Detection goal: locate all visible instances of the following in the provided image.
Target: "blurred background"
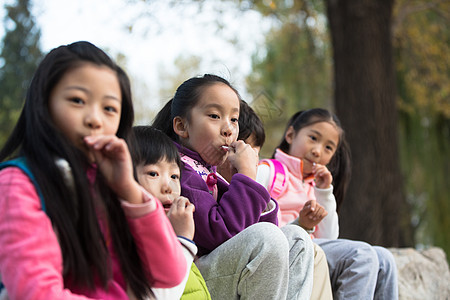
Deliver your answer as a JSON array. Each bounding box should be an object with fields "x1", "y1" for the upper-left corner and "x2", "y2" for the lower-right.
[{"x1": 1, "y1": 0, "x2": 449, "y2": 262}]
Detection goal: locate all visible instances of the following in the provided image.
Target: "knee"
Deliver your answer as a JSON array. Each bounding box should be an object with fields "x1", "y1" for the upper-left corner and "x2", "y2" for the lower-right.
[
  {"x1": 246, "y1": 222, "x2": 289, "y2": 255},
  {"x1": 282, "y1": 224, "x2": 313, "y2": 244},
  {"x1": 374, "y1": 246, "x2": 397, "y2": 275},
  {"x1": 346, "y1": 241, "x2": 379, "y2": 268},
  {"x1": 281, "y1": 225, "x2": 315, "y2": 262}
]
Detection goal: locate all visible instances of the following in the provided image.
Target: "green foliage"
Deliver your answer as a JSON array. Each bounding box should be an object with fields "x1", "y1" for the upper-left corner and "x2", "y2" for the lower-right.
[
  {"x1": 394, "y1": 0, "x2": 450, "y2": 258},
  {"x1": 245, "y1": 0, "x2": 332, "y2": 158},
  {"x1": 246, "y1": 0, "x2": 449, "y2": 260},
  {"x1": 158, "y1": 54, "x2": 202, "y2": 101},
  {"x1": 0, "y1": 0, "x2": 43, "y2": 146}
]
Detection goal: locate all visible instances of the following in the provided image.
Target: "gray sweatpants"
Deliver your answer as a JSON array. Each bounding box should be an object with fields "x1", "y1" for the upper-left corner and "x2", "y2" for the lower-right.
[
  {"x1": 315, "y1": 238, "x2": 398, "y2": 300},
  {"x1": 195, "y1": 222, "x2": 314, "y2": 300}
]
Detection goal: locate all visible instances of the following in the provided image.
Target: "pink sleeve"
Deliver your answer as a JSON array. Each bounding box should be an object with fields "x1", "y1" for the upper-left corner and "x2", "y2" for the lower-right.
[
  {"x1": 0, "y1": 168, "x2": 92, "y2": 299},
  {"x1": 123, "y1": 189, "x2": 187, "y2": 288}
]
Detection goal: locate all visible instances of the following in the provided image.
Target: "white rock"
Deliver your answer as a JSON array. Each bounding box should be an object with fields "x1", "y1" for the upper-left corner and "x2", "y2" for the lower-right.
[{"x1": 389, "y1": 247, "x2": 450, "y2": 300}]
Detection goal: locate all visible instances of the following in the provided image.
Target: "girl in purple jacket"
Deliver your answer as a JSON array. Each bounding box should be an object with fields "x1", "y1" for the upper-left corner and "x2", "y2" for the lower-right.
[{"x1": 153, "y1": 74, "x2": 315, "y2": 300}]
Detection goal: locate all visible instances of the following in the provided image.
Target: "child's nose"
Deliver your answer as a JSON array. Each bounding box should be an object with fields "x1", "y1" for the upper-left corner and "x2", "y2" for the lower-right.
[
  {"x1": 311, "y1": 146, "x2": 321, "y2": 157},
  {"x1": 221, "y1": 121, "x2": 233, "y2": 137},
  {"x1": 85, "y1": 109, "x2": 102, "y2": 129},
  {"x1": 161, "y1": 179, "x2": 172, "y2": 194}
]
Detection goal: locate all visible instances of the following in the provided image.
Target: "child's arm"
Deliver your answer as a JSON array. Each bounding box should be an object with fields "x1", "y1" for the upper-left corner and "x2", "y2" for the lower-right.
[
  {"x1": 121, "y1": 188, "x2": 188, "y2": 289},
  {"x1": 311, "y1": 163, "x2": 339, "y2": 239},
  {"x1": 85, "y1": 135, "x2": 188, "y2": 286},
  {"x1": 181, "y1": 164, "x2": 276, "y2": 256},
  {"x1": 152, "y1": 197, "x2": 198, "y2": 300},
  {"x1": 0, "y1": 168, "x2": 93, "y2": 299},
  {"x1": 84, "y1": 135, "x2": 143, "y2": 204},
  {"x1": 313, "y1": 186, "x2": 339, "y2": 239}
]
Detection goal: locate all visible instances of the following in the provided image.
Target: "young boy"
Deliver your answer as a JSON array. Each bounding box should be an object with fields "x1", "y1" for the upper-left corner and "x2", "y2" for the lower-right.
[
  {"x1": 132, "y1": 126, "x2": 211, "y2": 300},
  {"x1": 217, "y1": 100, "x2": 333, "y2": 300}
]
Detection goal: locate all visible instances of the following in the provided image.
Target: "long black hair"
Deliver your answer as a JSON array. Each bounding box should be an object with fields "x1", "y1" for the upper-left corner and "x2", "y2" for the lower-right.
[
  {"x1": 0, "y1": 41, "x2": 152, "y2": 298},
  {"x1": 275, "y1": 108, "x2": 351, "y2": 212},
  {"x1": 152, "y1": 74, "x2": 240, "y2": 141}
]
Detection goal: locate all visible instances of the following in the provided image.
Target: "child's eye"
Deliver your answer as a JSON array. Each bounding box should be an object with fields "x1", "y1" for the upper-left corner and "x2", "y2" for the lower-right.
[
  {"x1": 326, "y1": 145, "x2": 334, "y2": 152},
  {"x1": 69, "y1": 97, "x2": 84, "y2": 105},
  {"x1": 171, "y1": 174, "x2": 180, "y2": 180},
  {"x1": 309, "y1": 135, "x2": 317, "y2": 141},
  {"x1": 105, "y1": 106, "x2": 118, "y2": 113},
  {"x1": 147, "y1": 171, "x2": 158, "y2": 177},
  {"x1": 231, "y1": 118, "x2": 238, "y2": 123},
  {"x1": 209, "y1": 114, "x2": 220, "y2": 119}
]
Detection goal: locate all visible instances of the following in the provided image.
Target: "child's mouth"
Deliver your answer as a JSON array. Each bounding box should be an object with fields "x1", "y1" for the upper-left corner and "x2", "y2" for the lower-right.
[{"x1": 163, "y1": 203, "x2": 172, "y2": 212}]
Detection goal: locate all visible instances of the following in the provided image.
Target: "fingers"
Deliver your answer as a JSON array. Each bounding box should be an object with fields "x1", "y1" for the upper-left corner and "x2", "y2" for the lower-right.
[
  {"x1": 171, "y1": 197, "x2": 195, "y2": 213},
  {"x1": 84, "y1": 135, "x2": 127, "y2": 157},
  {"x1": 230, "y1": 140, "x2": 245, "y2": 151},
  {"x1": 312, "y1": 164, "x2": 333, "y2": 188},
  {"x1": 312, "y1": 164, "x2": 327, "y2": 177},
  {"x1": 303, "y1": 201, "x2": 327, "y2": 221},
  {"x1": 230, "y1": 140, "x2": 257, "y2": 155},
  {"x1": 303, "y1": 200, "x2": 317, "y2": 212}
]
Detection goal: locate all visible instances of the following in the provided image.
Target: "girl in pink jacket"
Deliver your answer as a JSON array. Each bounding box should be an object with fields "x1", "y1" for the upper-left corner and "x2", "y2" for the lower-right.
[
  {"x1": 0, "y1": 41, "x2": 186, "y2": 299},
  {"x1": 257, "y1": 108, "x2": 398, "y2": 300}
]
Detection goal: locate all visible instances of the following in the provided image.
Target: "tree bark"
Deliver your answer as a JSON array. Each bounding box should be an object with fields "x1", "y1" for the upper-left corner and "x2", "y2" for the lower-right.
[{"x1": 326, "y1": 0, "x2": 413, "y2": 247}]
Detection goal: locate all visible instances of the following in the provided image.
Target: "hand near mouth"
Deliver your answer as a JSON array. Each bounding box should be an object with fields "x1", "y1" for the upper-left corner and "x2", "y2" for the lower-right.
[
  {"x1": 84, "y1": 135, "x2": 142, "y2": 204},
  {"x1": 312, "y1": 163, "x2": 333, "y2": 189},
  {"x1": 166, "y1": 196, "x2": 195, "y2": 240},
  {"x1": 226, "y1": 140, "x2": 258, "y2": 180}
]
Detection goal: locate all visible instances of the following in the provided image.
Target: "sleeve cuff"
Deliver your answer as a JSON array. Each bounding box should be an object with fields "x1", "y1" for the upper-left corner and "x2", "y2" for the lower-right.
[
  {"x1": 261, "y1": 199, "x2": 277, "y2": 216},
  {"x1": 178, "y1": 236, "x2": 198, "y2": 258},
  {"x1": 120, "y1": 187, "x2": 158, "y2": 218}
]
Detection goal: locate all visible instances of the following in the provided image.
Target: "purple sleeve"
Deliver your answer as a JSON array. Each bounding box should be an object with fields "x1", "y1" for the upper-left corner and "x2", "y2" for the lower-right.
[{"x1": 180, "y1": 165, "x2": 278, "y2": 256}]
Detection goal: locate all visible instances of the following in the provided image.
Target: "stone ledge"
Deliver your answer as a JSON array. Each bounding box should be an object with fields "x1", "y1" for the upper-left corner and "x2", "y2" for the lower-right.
[{"x1": 389, "y1": 247, "x2": 450, "y2": 300}]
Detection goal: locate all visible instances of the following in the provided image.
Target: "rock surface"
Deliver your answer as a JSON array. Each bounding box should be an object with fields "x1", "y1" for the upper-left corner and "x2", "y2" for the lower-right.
[{"x1": 389, "y1": 247, "x2": 450, "y2": 300}]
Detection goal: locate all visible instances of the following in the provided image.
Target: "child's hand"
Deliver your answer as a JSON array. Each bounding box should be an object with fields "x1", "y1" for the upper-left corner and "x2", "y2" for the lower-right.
[
  {"x1": 217, "y1": 158, "x2": 238, "y2": 183},
  {"x1": 227, "y1": 140, "x2": 258, "y2": 180},
  {"x1": 312, "y1": 163, "x2": 333, "y2": 189},
  {"x1": 84, "y1": 135, "x2": 142, "y2": 204},
  {"x1": 298, "y1": 200, "x2": 328, "y2": 230},
  {"x1": 167, "y1": 196, "x2": 195, "y2": 240}
]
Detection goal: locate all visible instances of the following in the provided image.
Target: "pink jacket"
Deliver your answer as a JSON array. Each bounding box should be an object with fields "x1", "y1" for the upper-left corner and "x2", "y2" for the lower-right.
[
  {"x1": 0, "y1": 166, "x2": 187, "y2": 299},
  {"x1": 257, "y1": 149, "x2": 339, "y2": 239}
]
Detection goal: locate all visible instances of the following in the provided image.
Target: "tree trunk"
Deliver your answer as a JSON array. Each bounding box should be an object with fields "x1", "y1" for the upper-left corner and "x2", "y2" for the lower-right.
[{"x1": 326, "y1": 0, "x2": 413, "y2": 247}]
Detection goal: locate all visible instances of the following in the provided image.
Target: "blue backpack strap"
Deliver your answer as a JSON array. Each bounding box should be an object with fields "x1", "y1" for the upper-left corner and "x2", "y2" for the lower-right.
[
  {"x1": 0, "y1": 158, "x2": 46, "y2": 213},
  {"x1": 0, "y1": 158, "x2": 47, "y2": 292}
]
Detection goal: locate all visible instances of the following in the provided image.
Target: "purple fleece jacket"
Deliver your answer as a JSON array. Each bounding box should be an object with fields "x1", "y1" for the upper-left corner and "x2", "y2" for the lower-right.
[{"x1": 175, "y1": 143, "x2": 278, "y2": 256}]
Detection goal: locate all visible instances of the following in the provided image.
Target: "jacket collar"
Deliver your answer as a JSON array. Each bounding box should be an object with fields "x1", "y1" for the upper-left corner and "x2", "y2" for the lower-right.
[
  {"x1": 174, "y1": 142, "x2": 217, "y2": 173},
  {"x1": 274, "y1": 149, "x2": 315, "y2": 183}
]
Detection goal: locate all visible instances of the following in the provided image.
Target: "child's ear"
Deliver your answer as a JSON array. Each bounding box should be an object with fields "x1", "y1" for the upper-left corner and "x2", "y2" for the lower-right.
[
  {"x1": 173, "y1": 116, "x2": 189, "y2": 139},
  {"x1": 285, "y1": 126, "x2": 295, "y2": 145}
]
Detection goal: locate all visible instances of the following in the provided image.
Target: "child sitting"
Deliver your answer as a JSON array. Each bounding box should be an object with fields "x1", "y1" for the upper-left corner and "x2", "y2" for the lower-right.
[
  {"x1": 153, "y1": 74, "x2": 315, "y2": 299},
  {"x1": 218, "y1": 100, "x2": 333, "y2": 300},
  {"x1": 132, "y1": 125, "x2": 211, "y2": 300}
]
